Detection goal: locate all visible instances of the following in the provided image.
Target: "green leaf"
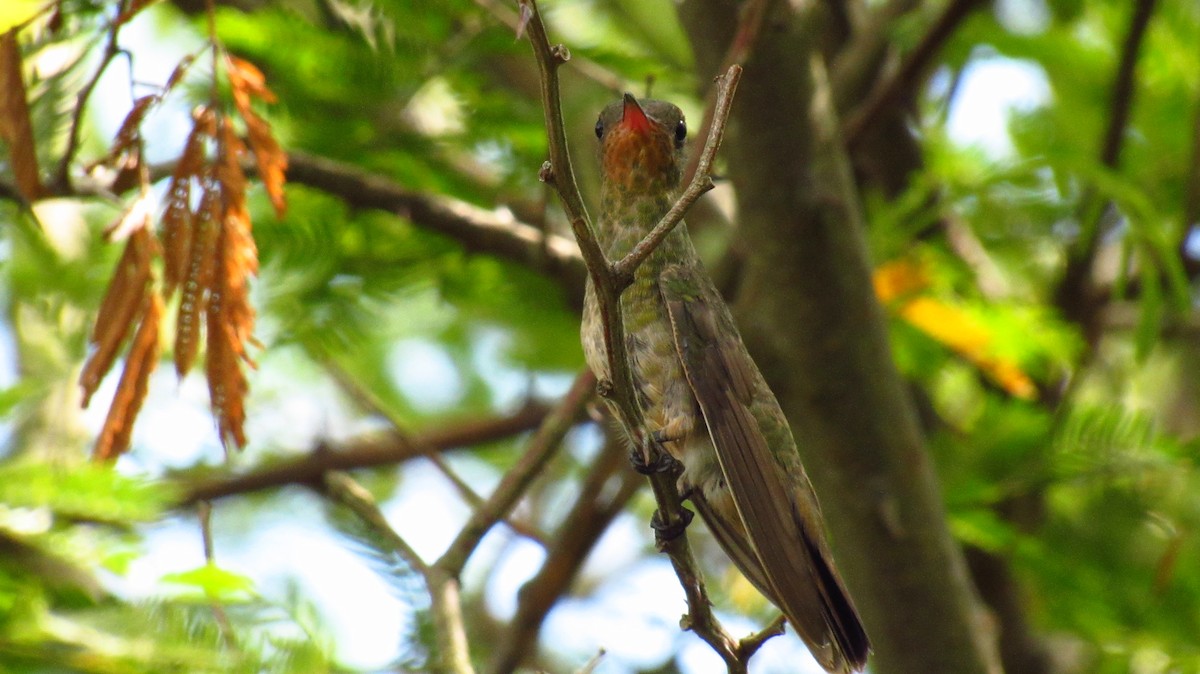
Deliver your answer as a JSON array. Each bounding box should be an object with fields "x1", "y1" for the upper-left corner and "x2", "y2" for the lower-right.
[{"x1": 161, "y1": 563, "x2": 256, "y2": 601}]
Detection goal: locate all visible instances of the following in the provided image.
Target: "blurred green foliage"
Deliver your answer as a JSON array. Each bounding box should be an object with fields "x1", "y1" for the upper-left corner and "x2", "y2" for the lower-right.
[{"x1": 1, "y1": 0, "x2": 1199, "y2": 671}]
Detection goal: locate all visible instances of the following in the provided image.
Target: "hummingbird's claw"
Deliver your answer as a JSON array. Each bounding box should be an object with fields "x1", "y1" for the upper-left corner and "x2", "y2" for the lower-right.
[
  {"x1": 651, "y1": 506, "x2": 694, "y2": 546},
  {"x1": 629, "y1": 439, "x2": 680, "y2": 475}
]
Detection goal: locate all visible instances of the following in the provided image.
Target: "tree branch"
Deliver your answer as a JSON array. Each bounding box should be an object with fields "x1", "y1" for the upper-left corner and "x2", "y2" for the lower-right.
[
  {"x1": 488, "y1": 434, "x2": 640, "y2": 674},
  {"x1": 1100, "y1": 0, "x2": 1157, "y2": 171},
  {"x1": 55, "y1": 13, "x2": 126, "y2": 193},
  {"x1": 841, "y1": 0, "x2": 987, "y2": 147},
  {"x1": 519, "y1": 0, "x2": 753, "y2": 668},
  {"x1": 1055, "y1": 0, "x2": 1157, "y2": 342},
  {"x1": 829, "y1": 0, "x2": 919, "y2": 109},
  {"x1": 681, "y1": 0, "x2": 767, "y2": 185},
  {"x1": 320, "y1": 472, "x2": 477, "y2": 674},
  {"x1": 175, "y1": 403, "x2": 552, "y2": 506},
  {"x1": 7, "y1": 151, "x2": 589, "y2": 304},
  {"x1": 321, "y1": 354, "x2": 547, "y2": 545},
  {"x1": 284, "y1": 150, "x2": 587, "y2": 301},
  {"x1": 434, "y1": 369, "x2": 594, "y2": 577}
]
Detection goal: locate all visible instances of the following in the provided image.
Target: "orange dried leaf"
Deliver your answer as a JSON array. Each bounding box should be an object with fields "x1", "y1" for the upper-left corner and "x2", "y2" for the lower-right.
[
  {"x1": 216, "y1": 120, "x2": 258, "y2": 333},
  {"x1": 161, "y1": 114, "x2": 211, "y2": 293},
  {"x1": 223, "y1": 55, "x2": 286, "y2": 218},
  {"x1": 243, "y1": 108, "x2": 287, "y2": 218},
  {"x1": 174, "y1": 171, "x2": 220, "y2": 377},
  {"x1": 205, "y1": 317, "x2": 249, "y2": 450},
  {"x1": 0, "y1": 30, "x2": 44, "y2": 201},
  {"x1": 109, "y1": 95, "x2": 158, "y2": 159},
  {"x1": 205, "y1": 244, "x2": 252, "y2": 451},
  {"x1": 81, "y1": 229, "x2": 154, "y2": 406},
  {"x1": 93, "y1": 293, "x2": 162, "y2": 461},
  {"x1": 217, "y1": 119, "x2": 248, "y2": 196},
  {"x1": 202, "y1": 120, "x2": 260, "y2": 451},
  {"x1": 225, "y1": 55, "x2": 276, "y2": 104},
  {"x1": 163, "y1": 54, "x2": 196, "y2": 92}
]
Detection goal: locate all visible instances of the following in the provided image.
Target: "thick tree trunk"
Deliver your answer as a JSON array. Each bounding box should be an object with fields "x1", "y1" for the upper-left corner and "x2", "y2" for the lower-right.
[{"x1": 678, "y1": 2, "x2": 1000, "y2": 672}]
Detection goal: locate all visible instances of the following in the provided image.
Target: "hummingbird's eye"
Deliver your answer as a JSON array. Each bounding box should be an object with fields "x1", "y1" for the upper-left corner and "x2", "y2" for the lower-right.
[
  {"x1": 595, "y1": 119, "x2": 604, "y2": 139},
  {"x1": 674, "y1": 119, "x2": 687, "y2": 146}
]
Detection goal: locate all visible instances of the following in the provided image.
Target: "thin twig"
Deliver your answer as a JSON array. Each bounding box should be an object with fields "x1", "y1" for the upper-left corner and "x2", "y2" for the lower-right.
[
  {"x1": 682, "y1": 0, "x2": 767, "y2": 183},
  {"x1": 1054, "y1": 0, "x2": 1157, "y2": 344},
  {"x1": 613, "y1": 70, "x2": 742, "y2": 286},
  {"x1": 434, "y1": 369, "x2": 594, "y2": 577},
  {"x1": 321, "y1": 471, "x2": 429, "y2": 574},
  {"x1": 322, "y1": 354, "x2": 547, "y2": 545},
  {"x1": 176, "y1": 404, "x2": 552, "y2": 506},
  {"x1": 55, "y1": 13, "x2": 126, "y2": 191},
  {"x1": 518, "y1": 0, "x2": 751, "y2": 667},
  {"x1": 472, "y1": 0, "x2": 624, "y2": 91},
  {"x1": 196, "y1": 501, "x2": 237, "y2": 646},
  {"x1": 842, "y1": 0, "x2": 986, "y2": 146},
  {"x1": 488, "y1": 435, "x2": 639, "y2": 674},
  {"x1": 521, "y1": 0, "x2": 640, "y2": 448},
  {"x1": 736, "y1": 614, "x2": 787, "y2": 660},
  {"x1": 320, "y1": 472, "x2": 481, "y2": 673}
]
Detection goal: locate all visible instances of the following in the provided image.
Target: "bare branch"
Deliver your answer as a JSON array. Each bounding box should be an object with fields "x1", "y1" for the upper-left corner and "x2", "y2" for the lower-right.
[
  {"x1": 1055, "y1": 0, "x2": 1158, "y2": 342},
  {"x1": 841, "y1": 0, "x2": 987, "y2": 147},
  {"x1": 737, "y1": 614, "x2": 787, "y2": 660},
  {"x1": 435, "y1": 369, "x2": 595, "y2": 577},
  {"x1": 322, "y1": 355, "x2": 546, "y2": 545},
  {"x1": 321, "y1": 472, "x2": 477, "y2": 674},
  {"x1": 321, "y1": 471, "x2": 429, "y2": 574},
  {"x1": 488, "y1": 435, "x2": 640, "y2": 674},
  {"x1": 55, "y1": 15, "x2": 126, "y2": 192},
  {"x1": 196, "y1": 501, "x2": 236, "y2": 646},
  {"x1": 284, "y1": 150, "x2": 587, "y2": 300},
  {"x1": 176, "y1": 404, "x2": 552, "y2": 506}
]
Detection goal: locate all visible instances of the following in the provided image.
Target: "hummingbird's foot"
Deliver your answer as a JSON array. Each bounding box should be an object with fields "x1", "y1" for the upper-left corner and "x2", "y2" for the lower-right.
[
  {"x1": 651, "y1": 506, "x2": 694, "y2": 545},
  {"x1": 629, "y1": 440, "x2": 680, "y2": 475},
  {"x1": 596, "y1": 378, "x2": 615, "y2": 399}
]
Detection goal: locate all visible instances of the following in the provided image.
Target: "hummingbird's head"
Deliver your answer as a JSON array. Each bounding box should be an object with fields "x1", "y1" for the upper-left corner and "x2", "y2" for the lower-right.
[{"x1": 596, "y1": 93, "x2": 686, "y2": 196}]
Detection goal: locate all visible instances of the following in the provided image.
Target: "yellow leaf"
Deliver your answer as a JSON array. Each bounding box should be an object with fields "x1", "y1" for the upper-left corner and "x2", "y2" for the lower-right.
[
  {"x1": 873, "y1": 258, "x2": 929, "y2": 303},
  {"x1": 875, "y1": 257, "x2": 1037, "y2": 400},
  {"x1": 0, "y1": 2, "x2": 42, "y2": 34}
]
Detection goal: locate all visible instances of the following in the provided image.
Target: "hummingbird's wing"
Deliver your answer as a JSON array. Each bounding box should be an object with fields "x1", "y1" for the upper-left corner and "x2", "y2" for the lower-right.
[{"x1": 660, "y1": 265, "x2": 868, "y2": 673}]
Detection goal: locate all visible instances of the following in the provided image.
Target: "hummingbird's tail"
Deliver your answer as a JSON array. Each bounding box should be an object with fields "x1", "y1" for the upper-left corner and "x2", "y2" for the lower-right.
[{"x1": 694, "y1": 494, "x2": 870, "y2": 672}]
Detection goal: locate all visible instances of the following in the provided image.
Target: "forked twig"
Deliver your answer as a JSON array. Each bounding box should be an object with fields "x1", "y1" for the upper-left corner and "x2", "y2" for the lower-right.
[{"x1": 518, "y1": 0, "x2": 760, "y2": 668}]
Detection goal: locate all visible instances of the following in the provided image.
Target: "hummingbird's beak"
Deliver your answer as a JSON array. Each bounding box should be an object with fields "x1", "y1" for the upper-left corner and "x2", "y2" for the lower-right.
[{"x1": 621, "y1": 93, "x2": 653, "y2": 135}]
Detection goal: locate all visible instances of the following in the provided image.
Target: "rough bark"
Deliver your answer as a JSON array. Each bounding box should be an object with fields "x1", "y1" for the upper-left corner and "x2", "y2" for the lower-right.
[{"x1": 678, "y1": 1, "x2": 1000, "y2": 672}]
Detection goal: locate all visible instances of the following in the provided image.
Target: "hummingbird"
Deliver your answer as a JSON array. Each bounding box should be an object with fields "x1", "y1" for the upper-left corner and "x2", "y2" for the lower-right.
[{"x1": 581, "y1": 93, "x2": 870, "y2": 672}]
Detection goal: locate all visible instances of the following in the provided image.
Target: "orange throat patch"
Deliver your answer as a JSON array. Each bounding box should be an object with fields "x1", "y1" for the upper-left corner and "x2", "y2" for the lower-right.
[{"x1": 601, "y1": 125, "x2": 677, "y2": 193}]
